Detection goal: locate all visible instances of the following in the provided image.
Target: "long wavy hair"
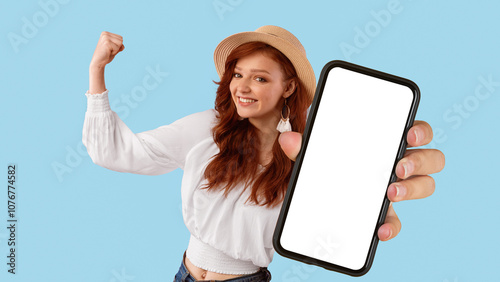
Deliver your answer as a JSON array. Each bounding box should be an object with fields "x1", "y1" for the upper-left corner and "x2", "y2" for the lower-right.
[{"x1": 202, "y1": 42, "x2": 310, "y2": 208}]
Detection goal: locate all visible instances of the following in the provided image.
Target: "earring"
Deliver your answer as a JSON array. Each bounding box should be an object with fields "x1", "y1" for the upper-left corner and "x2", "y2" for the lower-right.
[{"x1": 276, "y1": 99, "x2": 292, "y2": 133}]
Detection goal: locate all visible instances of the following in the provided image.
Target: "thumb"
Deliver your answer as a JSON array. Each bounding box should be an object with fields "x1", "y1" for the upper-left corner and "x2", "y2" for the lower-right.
[{"x1": 279, "y1": 131, "x2": 302, "y2": 161}]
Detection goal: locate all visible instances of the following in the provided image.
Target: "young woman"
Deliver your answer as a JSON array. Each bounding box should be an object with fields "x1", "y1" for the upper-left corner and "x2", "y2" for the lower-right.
[{"x1": 83, "y1": 26, "x2": 444, "y2": 282}]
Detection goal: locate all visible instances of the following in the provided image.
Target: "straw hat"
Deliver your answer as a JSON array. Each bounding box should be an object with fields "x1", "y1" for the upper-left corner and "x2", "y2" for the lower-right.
[{"x1": 214, "y1": 25, "x2": 316, "y2": 105}]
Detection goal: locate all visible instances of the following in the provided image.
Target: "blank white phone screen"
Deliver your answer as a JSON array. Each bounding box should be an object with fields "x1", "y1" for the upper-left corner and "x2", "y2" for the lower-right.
[{"x1": 280, "y1": 66, "x2": 414, "y2": 270}]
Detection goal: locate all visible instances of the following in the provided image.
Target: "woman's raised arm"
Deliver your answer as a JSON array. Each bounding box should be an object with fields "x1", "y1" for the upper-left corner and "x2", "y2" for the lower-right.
[
  {"x1": 89, "y1": 31, "x2": 125, "y2": 94},
  {"x1": 83, "y1": 32, "x2": 217, "y2": 176},
  {"x1": 84, "y1": 32, "x2": 174, "y2": 175}
]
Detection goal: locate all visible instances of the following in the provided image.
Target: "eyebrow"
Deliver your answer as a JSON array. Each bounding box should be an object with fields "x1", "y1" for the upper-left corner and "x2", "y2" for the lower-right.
[{"x1": 234, "y1": 66, "x2": 271, "y2": 75}]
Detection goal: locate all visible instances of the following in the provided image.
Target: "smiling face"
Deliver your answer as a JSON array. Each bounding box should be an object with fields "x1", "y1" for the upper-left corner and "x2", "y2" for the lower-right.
[{"x1": 230, "y1": 51, "x2": 295, "y2": 130}]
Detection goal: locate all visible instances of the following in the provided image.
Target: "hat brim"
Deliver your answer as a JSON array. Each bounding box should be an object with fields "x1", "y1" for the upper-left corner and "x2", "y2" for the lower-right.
[{"x1": 214, "y1": 31, "x2": 316, "y2": 105}]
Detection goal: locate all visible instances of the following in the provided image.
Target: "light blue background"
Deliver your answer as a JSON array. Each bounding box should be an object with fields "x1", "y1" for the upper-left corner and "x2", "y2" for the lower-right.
[{"x1": 1, "y1": 0, "x2": 498, "y2": 281}]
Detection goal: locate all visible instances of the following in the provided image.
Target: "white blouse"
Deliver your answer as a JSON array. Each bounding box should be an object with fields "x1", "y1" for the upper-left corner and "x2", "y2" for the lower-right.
[{"x1": 82, "y1": 90, "x2": 283, "y2": 274}]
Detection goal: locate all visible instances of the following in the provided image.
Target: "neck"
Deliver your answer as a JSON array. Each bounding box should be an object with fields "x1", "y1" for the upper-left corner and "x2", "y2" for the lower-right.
[
  {"x1": 248, "y1": 114, "x2": 280, "y2": 164},
  {"x1": 249, "y1": 113, "x2": 280, "y2": 138}
]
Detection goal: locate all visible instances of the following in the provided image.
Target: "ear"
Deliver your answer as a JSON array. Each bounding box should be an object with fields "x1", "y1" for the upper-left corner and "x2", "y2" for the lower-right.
[{"x1": 283, "y1": 79, "x2": 296, "y2": 99}]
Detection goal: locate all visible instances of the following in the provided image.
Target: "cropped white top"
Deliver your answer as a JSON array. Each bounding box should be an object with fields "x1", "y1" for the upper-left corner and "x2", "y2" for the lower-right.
[{"x1": 82, "y1": 90, "x2": 282, "y2": 274}]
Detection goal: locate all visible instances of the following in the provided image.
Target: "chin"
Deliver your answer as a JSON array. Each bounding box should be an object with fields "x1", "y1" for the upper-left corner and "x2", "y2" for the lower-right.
[
  {"x1": 236, "y1": 108, "x2": 252, "y2": 119},
  {"x1": 237, "y1": 112, "x2": 251, "y2": 120}
]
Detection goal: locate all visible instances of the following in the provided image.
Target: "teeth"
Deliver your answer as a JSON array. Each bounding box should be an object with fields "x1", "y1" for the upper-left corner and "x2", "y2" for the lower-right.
[{"x1": 239, "y1": 97, "x2": 256, "y2": 103}]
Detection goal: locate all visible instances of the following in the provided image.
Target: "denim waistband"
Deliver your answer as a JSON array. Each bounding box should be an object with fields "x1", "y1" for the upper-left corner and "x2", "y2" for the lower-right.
[{"x1": 174, "y1": 251, "x2": 272, "y2": 282}]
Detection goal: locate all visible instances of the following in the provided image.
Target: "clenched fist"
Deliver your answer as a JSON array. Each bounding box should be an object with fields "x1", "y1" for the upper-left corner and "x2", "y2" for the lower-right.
[
  {"x1": 90, "y1": 31, "x2": 125, "y2": 69},
  {"x1": 88, "y1": 31, "x2": 125, "y2": 94}
]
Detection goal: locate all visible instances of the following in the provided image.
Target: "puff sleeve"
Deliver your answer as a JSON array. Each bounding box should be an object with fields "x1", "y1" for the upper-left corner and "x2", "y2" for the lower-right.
[{"x1": 82, "y1": 90, "x2": 217, "y2": 175}]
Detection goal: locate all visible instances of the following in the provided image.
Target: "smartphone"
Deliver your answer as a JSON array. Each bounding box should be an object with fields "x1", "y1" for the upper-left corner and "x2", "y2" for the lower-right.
[{"x1": 273, "y1": 60, "x2": 420, "y2": 276}]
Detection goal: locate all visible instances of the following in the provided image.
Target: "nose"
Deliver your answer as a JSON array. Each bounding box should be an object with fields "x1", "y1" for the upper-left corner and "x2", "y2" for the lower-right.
[{"x1": 236, "y1": 77, "x2": 251, "y2": 93}]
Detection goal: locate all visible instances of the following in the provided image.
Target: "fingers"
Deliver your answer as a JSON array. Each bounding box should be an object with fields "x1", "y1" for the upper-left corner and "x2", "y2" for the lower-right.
[
  {"x1": 101, "y1": 31, "x2": 122, "y2": 40},
  {"x1": 378, "y1": 204, "x2": 401, "y2": 241},
  {"x1": 407, "y1": 120, "x2": 433, "y2": 147},
  {"x1": 387, "y1": 175, "x2": 435, "y2": 202},
  {"x1": 381, "y1": 120, "x2": 443, "y2": 241},
  {"x1": 101, "y1": 31, "x2": 123, "y2": 48},
  {"x1": 91, "y1": 31, "x2": 125, "y2": 68},
  {"x1": 278, "y1": 131, "x2": 302, "y2": 161},
  {"x1": 100, "y1": 31, "x2": 124, "y2": 55},
  {"x1": 100, "y1": 31, "x2": 123, "y2": 47},
  {"x1": 395, "y1": 149, "x2": 445, "y2": 179}
]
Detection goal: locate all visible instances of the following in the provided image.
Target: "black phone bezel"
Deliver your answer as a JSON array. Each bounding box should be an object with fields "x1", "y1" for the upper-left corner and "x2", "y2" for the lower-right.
[{"x1": 272, "y1": 60, "x2": 421, "y2": 277}]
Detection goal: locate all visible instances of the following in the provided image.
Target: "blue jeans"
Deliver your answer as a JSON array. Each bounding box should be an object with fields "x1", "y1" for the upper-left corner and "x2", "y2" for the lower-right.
[{"x1": 174, "y1": 251, "x2": 272, "y2": 282}]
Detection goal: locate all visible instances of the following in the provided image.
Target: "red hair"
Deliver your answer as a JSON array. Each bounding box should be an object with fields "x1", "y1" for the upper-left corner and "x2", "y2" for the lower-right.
[{"x1": 202, "y1": 42, "x2": 310, "y2": 208}]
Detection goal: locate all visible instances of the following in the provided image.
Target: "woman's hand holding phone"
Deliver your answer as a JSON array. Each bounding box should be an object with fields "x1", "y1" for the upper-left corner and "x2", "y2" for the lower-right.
[
  {"x1": 278, "y1": 120, "x2": 445, "y2": 242},
  {"x1": 379, "y1": 120, "x2": 445, "y2": 240}
]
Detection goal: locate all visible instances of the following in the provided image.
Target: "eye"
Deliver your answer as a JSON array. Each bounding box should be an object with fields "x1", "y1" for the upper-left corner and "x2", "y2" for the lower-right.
[
  {"x1": 233, "y1": 73, "x2": 242, "y2": 78},
  {"x1": 256, "y1": 77, "x2": 267, "y2": 83}
]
